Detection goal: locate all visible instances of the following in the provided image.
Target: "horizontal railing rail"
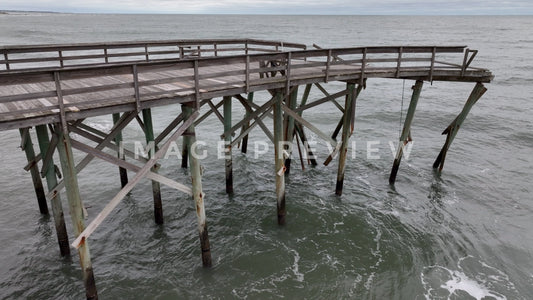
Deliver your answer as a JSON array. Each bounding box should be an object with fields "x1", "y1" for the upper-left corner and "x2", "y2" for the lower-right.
[
  {"x1": 0, "y1": 38, "x2": 307, "y2": 72},
  {"x1": 0, "y1": 45, "x2": 492, "y2": 130}
]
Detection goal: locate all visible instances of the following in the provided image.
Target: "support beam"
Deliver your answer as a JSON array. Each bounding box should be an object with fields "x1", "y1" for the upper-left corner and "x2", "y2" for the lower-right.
[
  {"x1": 181, "y1": 119, "x2": 191, "y2": 169},
  {"x1": 284, "y1": 87, "x2": 298, "y2": 175},
  {"x1": 389, "y1": 80, "x2": 424, "y2": 184},
  {"x1": 55, "y1": 124, "x2": 98, "y2": 300},
  {"x1": 112, "y1": 113, "x2": 128, "y2": 188},
  {"x1": 182, "y1": 103, "x2": 212, "y2": 267},
  {"x1": 70, "y1": 139, "x2": 192, "y2": 195},
  {"x1": 336, "y1": 83, "x2": 362, "y2": 196},
  {"x1": 35, "y1": 125, "x2": 70, "y2": 256},
  {"x1": 241, "y1": 92, "x2": 254, "y2": 154},
  {"x1": 142, "y1": 108, "x2": 163, "y2": 225},
  {"x1": 19, "y1": 128, "x2": 49, "y2": 215},
  {"x1": 223, "y1": 96, "x2": 233, "y2": 194},
  {"x1": 273, "y1": 91, "x2": 286, "y2": 225},
  {"x1": 294, "y1": 123, "x2": 318, "y2": 166},
  {"x1": 433, "y1": 82, "x2": 487, "y2": 171},
  {"x1": 233, "y1": 94, "x2": 275, "y2": 144},
  {"x1": 45, "y1": 111, "x2": 137, "y2": 202},
  {"x1": 71, "y1": 111, "x2": 199, "y2": 249}
]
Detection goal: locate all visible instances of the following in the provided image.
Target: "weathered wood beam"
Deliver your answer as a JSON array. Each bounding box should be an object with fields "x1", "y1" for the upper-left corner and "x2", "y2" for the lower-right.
[
  {"x1": 284, "y1": 87, "x2": 299, "y2": 175},
  {"x1": 70, "y1": 139, "x2": 191, "y2": 195},
  {"x1": 68, "y1": 125, "x2": 148, "y2": 164},
  {"x1": 240, "y1": 92, "x2": 254, "y2": 154},
  {"x1": 273, "y1": 91, "x2": 286, "y2": 225},
  {"x1": 336, "y1": 83, "x2": 363, "y2": 196},
  {"x1": 325, "y1": 83, "x2": 363, "y2": 166},
  {"x1": 222, "y1": 96, "x2": 274, "y2": 141},
  {"x1": 44, "y1": 111, "x2": 137, "y2": 202},
  {"x1": 293, "y1": 89, "x2": 348, "y2": 114},
  {"x1": 71, "y1": 110, "x2": 199, "y2": 249},
  {"x1": 182, "y1": 103, "x2": 212, "y2": 267},
  {"x1": 281, "y1": 104, "x2": 338, "y2": 150},
  {"x1": 35, "y1": 125, "x2": 70, "y2": 256},
  {"x1": 112, "y1": 113, "x2": 128, "y2": 188},
  {"x1": 142, "y1": 108, "x2": 163, "y2": 225},
  {"x1": 389, "y1": 80, "x2": 423, "y2": 184},
  {"x1": 314, "y1": 83, "x2": 344, "y2": 112},
  {"x1": 207, "y1": 99, "x2": 225, "y2": 125},
  {"x1": 294, "y1": 123, "x2": 318, "y2": 166},
  {"x1": 39, "y1": 132, "x2": 58, "y2": 178},
  {"x1": 223, "y1": 96, "x2": 233, "y2": 194},
  {"x1": 55, "y1": 124, "x2": 98, "y2": 300},
  {"x1": 233, "y1": 94, "x2": 274, "y2": 145},
  {"x1": 230, "y1": 106, "x2": 273, "y2": 148},
  {"x1": 433, "y1": 82, "x2": 487, "y2": 171},
  {"x1": 19, "y1": 128, "x2": 49, "y2": 215}
]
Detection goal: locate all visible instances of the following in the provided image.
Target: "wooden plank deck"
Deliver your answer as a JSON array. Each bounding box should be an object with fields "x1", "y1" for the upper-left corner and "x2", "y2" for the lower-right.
[{"x1": 0, "y1": 42, "x2": 493, "y2": 131}]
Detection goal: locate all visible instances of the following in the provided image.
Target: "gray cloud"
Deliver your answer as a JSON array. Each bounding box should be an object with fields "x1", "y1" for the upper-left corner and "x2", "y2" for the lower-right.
[{"x1": 1, "y1": 0, "x2": 532, "y2": 14}]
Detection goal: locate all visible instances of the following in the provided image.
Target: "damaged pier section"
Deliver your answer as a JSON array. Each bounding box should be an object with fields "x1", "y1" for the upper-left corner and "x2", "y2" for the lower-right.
[{"x1": 0, "y1": 39, "x2": 492, "y2": 298}]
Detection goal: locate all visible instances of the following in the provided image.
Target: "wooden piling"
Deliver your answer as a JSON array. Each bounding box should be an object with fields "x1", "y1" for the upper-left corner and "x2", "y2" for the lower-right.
[
  {"x1": 284, "y1": 87, "x2": 299, "y2": 175},
  {"x1": 55, "y1": 124, "x2": 98, "y2": 300},
  {"x1": 294, "y1": 123, "x2": 318, "y2": 166},
  {"x1": 35, "y1": 125, "x2": 70, "y2": 256},
  {"x1": 182, "y1": 103, "x2": 212, "y2": 267},
  {"x1": 19, "y1": 128, "x2": 49, "y2": 215},
  {"x1": 433, "y1": 82, "x2": 487, "y2": 171},
  {"x1": 142, "y1": 108, "x2": 164, "y2": 225},
  {"x1": 181, "y1": 116, "x2": 190, "y2": 169},
  {"x1": 223, "y1": 96, "x2": 233, "y2": 194},
  {"x1": 273, "y1": 91, "x2": 286, "y2": 225},
  {"x1": 294, "y1": 84, "x2": 317, "y2": 166},
  {"x1": 241, "y1": 92, "x2": 254, "y2": 154},
  {"x1": 336, "y1": 83, "x2": 362, "y2": 196},
  {"x1": 389, "y1": 80, "x2": 423, "y2": 184},
  {"x1": 112, "y1": 113, "x2": 128, "y2": 188}
]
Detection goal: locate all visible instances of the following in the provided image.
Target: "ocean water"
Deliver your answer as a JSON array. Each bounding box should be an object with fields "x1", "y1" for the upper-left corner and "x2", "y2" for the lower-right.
[{"x1": 0, "y1": 14, "x2": 532, "y2": 299}]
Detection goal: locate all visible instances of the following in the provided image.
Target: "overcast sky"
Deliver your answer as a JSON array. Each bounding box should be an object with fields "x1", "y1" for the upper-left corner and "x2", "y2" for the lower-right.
[{"x1": 2, "y1": 0, "x2": 532, "y2": 15}]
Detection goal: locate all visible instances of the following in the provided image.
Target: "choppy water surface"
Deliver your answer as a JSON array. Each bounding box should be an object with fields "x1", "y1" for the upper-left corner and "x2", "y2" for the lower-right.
[{"x1": 0, "y1": 15, "x2": 532, "y2": 299}]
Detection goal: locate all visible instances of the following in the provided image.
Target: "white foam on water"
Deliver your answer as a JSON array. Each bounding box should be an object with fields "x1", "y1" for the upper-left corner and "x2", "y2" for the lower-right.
[
  {"x1": 421, "y1": 256, "x2": 514, "y2": 300},
  {"x1": 441, "y1": 269, "x2": 505, "y2": 300},
  {"x1": 290, "y1": 249, "x2": 304, "y2": 282}
]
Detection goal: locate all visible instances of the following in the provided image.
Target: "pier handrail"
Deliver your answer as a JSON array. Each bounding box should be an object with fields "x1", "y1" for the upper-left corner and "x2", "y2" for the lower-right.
[
  {"x1": 0, "y1": 45, "x2": 492, "y2": 131},
  {"x1": 0, "y1": 38, "x2": 307, "y2": 72}
]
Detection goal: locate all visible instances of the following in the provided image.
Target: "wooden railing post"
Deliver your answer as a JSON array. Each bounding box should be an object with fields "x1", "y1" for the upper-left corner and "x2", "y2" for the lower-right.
[
  {"x1": 3, "y1": 51, "x2": 9, "y2": 70},
  {"x1": 429, "y1": 47, "x2": 436, "y2": 82},
  {"x1": 132, "y1": 65, "x2": 141, "y2": 112},
  {"x1": 396, "y1": 46, "x2": 403, "y2": 78},
  {"x1": 360, "y1": 48, "x2": 367, "y2": 86},
  {"x1": 58, "y1": 50, "x2": 64, "y2": 68}
]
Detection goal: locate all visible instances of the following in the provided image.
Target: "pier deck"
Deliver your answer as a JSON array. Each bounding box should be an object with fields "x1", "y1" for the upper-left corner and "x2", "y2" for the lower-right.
[{"x1": 0, "y1": 39, "x2": 492, "y2": 299}]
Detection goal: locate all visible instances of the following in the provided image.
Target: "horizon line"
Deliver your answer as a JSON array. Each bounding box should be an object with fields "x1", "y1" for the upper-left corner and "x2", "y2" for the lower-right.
[{"x1": 1, "y1": 9, "x2": 532, "y2": 16}]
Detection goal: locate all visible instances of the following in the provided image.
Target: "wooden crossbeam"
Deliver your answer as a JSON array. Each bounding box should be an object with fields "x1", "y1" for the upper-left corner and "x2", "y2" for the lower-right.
[
  {"x1": 314, "y1": 83, "x2": 344, "y2": 112},
  {"x1": 281, "y1": 104, "x2": 337, "y2": 148},
  {"x1": 70, "y1": 139, "x2": 192, "y2": 195},
  {"x1": 40, "y1": 132, "x2": 58, "y2": 178},
  {"x1": 294, "y1": 89, "x2": 348, "y2": 113},
  {"x1": 44, "y1": 111, "x2": 137, "y2": 201},
  {"x1": 221, "y1": 96, "x2": 274, "y2": 140},
  {"x1": 72, "y1": 110, "x2": 199, "y2": 249},
  {"x1": 230, "y1": 106, "x2": 273, "y2": 148},
  {"x1": 234, "y1": 94, "x2": 274, "y2": 143}
]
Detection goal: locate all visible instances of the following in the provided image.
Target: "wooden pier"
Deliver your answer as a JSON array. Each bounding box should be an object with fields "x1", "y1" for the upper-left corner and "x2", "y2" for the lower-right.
[{"x1": 0, "y1": 38, "x2": 492, "y2": 299}]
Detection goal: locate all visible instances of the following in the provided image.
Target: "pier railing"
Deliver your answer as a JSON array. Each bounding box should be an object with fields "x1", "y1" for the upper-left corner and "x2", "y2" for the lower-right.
[
  {"x1": 0, "y1": 45, "x2": 492, "y2": 130},
  {"x1": 0, "y1": 38, "x2": 307, "y2": 72}
]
